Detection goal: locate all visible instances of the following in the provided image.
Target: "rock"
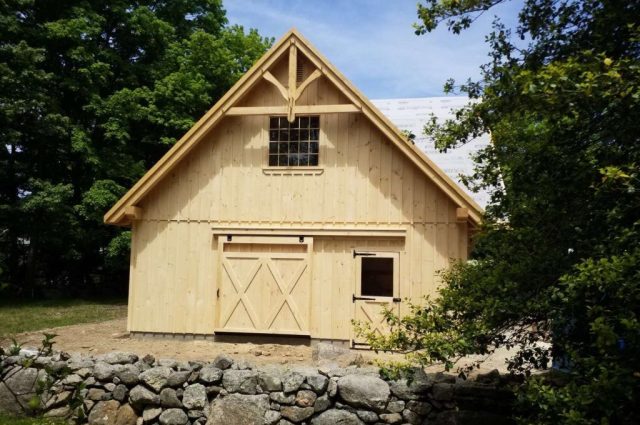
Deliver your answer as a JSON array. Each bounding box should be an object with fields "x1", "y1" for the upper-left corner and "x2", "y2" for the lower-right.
[
  {"x1": 160, "y1": 388, "x2": 182, "y2": 408},
  {"x1": 212, "y1": 354, "x2": 233, "y2": 370},
  {"x1": 88, "y1": 388, "x2": 107, "y2": 401},
  {"x1": 62, "y1": 373, "x2": 83, "y2": 385},
  {"x1": 113, "y1": 384, "x2": 128, "y2": 402},
  {"x1": 314, "y1": 394, "x2": 331, "y2": 413},
  {"x1": 116, "y1": 364, "x2": 140, "y2": 386},
  {"x1": 311, "y1": 409, "x2": 364, "y2": 425},
  {"x1": 0, "y1": 368, "x2": 45, "y2": 414},
  {"x1": 234, "y1": 359, "x2": 254, "y2": 370},
  {"x1": 105, "y1": 383, "x2": 117, "y2": 392},
  {"x1": 386, "y1": 400, "x2": 405, "y2": 413},
  {"x1": 166, "y1": 370, "x2": 190, "y2": 387},
  {"x1": 77, "y1": 367, "x2": 93, "y2": 378},
  {"x1": 379, "y1": 412, "x2": 402, "y2": 424},
  {"x1": 265, "y1": 410, "x2": 282, "y2": 424},
  {"x1": 327, "y1": 379, "x2": 338, "y2": 397},
  {"x1": 175, "y1": 361, "x2": 192, "y2": 371},
  {"x1": 222, "y1": 369, "x2": 258, "y2": 394},
  {"x1": 282, "y1": 372, "x2": 304, "y2": 393},
  {"x1": 128, "y1": 385, "x2": 159, "y2": 410},
  {"x1": 199, "y1": 366, "x2": 223, "y2": 384},
  {"x1": 295, "y1": 389, "x2": 317, "y2": 407},
  {"x1": 280, "y1": 406, "x2": 315, "y2": 422},
  {"x1": 476, "y1": 368, "x2": 501, "y2": 385},
  {"x1": 406, "y1": 400, "x2": 432, "y2": 416},
  {"x1": 402, "y1": 409, "x2": 421, "y2": 425},
  {"x1": 43, "y1": 406, "x2": 71, "y2": 418},
  {"x1": 205, "y1": 393, "x2": 270, "y2": 425},
  {"x1": 189, "y1": 409, "x2": 205, "y2": 419},
  {"x1": 432, "y1": 383, "x2": 454, "y2": 401},
  {"x1": 337, "y1": 375, "x2": 390, "y2": 412},
  {"x1": 270, "y1": 391, "x2": 296, "y2": 404},
  {"x1": 312, "y1": 343, "x2": 350, "y2": 361},
  {"x1": 306, "y1": 374, "x2": 329, "y2": 393},
  {"x1": 94, "y1": 362, "x2": 117, "y2": 381},
  {"x1": 355, "y1": 410, "x2": 378, "y2": 423},
  {"x1": 115, "y1": 403, "x2": 138, "y2": 425},
  {"x1": 68, "y1": 357, "x2": 95, "y2": 370},
  {"x1": 142, "y1": 406, "x2": 162, "y2": 422},
  {"x1": 100, "y1": 352, "x2": 139, "y2": 365},
  {"x1": 258, "y1": 372, "x2": 282, "y2": 391},
  {"x1": 88, "y1": 400, "x2": 120, "y2": 425},
  {"x1": 388, "y1": 369, "x2": 432, "y2": 400},
  {"x1": 139, "y1": 366, "x2": 172, "y2": 392},
  {"x1": 45, "y1": 390, "x2": 72, "y2": 409},
  {"x1": 158, "y1": 359, "x2": 178, "y2": 369},
  {"x1": 142, "y1": 354, "x2": 155, "y2": 365},
  {"x1": 183, "y1": 383, "x2": 207, "y2": 409},
  {"x1": 159, "y1": 408, "x2": 188, "y2": 425}
]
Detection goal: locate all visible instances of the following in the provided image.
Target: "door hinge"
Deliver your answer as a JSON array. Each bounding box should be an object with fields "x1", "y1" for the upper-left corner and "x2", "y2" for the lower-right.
[{"x1": 353, "y1": 250, "x2": 376, "y2": 258}]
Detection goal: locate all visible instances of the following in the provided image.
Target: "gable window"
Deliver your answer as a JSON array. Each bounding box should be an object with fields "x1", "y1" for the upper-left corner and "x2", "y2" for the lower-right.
[{"x1": 269, "y1": 116, "x2": 319, "y2": 166}]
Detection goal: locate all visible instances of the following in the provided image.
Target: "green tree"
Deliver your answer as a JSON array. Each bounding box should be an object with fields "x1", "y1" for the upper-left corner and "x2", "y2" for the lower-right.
[
  {"x1": 0, "y1": 1, "x2": 272, "y2": 297},
  {"x1": 356, "y1": 1, "x2": 640, "y2": 423}
]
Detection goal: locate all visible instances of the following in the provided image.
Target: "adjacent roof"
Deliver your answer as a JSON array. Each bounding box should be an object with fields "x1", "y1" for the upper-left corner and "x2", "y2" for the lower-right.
[
  {"x1": 104, "y1": 28, "x2": 483, "y2": 225},
  {"x1": 372, "y1": 97, "x2": 491, "y2": 208}
]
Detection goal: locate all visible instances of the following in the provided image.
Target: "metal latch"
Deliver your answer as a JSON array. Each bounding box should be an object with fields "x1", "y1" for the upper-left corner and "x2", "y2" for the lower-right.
[
  {"x1": 352, "y1": 294, "x2": 402, "y2": 303},
  {"x1": 353, "y1": 294, "x2": 375, "y2": 302},
  {"x1": 353, "y1": 250, "x2": 376, "y2": 258}
]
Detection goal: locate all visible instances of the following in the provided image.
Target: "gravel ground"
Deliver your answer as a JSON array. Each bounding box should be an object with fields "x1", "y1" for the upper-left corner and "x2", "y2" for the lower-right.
[{"x1": 2, "y1": 318, "x2": 521, "y2": 375}]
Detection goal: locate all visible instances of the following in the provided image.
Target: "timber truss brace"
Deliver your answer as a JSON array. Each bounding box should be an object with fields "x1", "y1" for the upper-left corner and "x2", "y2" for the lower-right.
[{"x1": 227, "y1": 40, "x2": 359, "y2": 120}]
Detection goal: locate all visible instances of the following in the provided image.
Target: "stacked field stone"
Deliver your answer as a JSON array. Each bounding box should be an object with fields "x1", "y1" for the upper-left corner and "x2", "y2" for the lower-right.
[{"x1": 0, "y1": 350, "x2": 515, "y2": 424}]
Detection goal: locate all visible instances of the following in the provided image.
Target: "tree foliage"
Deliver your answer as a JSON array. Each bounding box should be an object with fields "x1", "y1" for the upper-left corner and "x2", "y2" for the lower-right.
[
  {"x1": 0, "y1": 0, "x2": 272, "y2": 296},
  {"x1": 357, "y1": 1, "x2": 640, "y2": 423}
]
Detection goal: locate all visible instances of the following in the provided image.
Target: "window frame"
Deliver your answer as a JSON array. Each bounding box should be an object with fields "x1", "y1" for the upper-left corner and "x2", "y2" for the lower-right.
[
  {"x1": 355, "y1": 251, "x2": 400, "y2": 300},
  {"x1": 266, "y1": 115, "x2": 321, "y2": 169}
]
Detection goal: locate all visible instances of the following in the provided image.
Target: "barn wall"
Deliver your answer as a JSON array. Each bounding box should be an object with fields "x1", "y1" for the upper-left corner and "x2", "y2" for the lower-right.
[{"x1": 127, "y1": 79, "x2": 468, "y2": 337}]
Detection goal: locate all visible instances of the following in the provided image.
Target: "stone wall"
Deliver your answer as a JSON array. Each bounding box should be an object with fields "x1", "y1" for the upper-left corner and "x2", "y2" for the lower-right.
[{"x1": 0, "y1": 350, "x2": 515, "y2": 425}]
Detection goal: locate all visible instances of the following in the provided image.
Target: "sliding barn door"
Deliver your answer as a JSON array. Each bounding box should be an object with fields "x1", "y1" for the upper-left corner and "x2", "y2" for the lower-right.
[{"x1": 216, "y1": 237, "x2": 312, "y2": 336}]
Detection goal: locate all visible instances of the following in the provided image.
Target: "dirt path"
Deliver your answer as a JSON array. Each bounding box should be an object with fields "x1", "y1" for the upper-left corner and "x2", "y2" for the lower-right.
[{"x1": 2, "y1": 318, "x2": 517, "y2": 374}]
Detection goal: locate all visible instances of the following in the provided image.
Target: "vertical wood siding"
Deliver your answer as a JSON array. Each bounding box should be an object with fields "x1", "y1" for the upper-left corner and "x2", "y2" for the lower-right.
[{"x1": 128, "y1": 77, "x2": 468, "y2": 339}]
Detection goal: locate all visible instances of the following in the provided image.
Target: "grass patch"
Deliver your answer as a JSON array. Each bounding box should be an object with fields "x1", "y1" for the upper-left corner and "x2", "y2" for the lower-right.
[
  {"x1": 0, "y1": 298, "x2": 127, "y2": 338},
  {"x1": 0, "y1": 413, "x2": 65, "y2": 425}
]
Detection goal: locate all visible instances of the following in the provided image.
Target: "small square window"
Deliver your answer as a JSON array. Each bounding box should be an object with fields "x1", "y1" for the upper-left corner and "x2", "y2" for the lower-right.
[
  {"x1": 361, "y1": 257, "x2": 394, "y2": 297},
  {"x1": 268, "y1": 116, "x2": 320, "y2": 167}
]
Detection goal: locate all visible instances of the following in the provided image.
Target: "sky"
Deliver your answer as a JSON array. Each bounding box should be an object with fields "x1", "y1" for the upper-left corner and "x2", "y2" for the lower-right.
[{"x1": 225, "y1": 0, "x2": 523, "y2": 99}]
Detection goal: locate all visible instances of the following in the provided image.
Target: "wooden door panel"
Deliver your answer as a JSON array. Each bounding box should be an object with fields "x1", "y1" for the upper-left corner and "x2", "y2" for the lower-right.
[{"x1": 217, "y1": 241, "x2": 311, "y2": 335}]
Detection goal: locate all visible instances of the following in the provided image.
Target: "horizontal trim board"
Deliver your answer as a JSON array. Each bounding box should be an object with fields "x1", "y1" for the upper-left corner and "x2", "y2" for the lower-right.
[
  {"x1": 226, "y1": 104, "x2": 360, "y2": 115},
  {"x1": 263, "y1": 167, "x2": 324, "y2": 176},
  {"x1": 212, "y1": 226, "x2": 407, "y2": 238},
  {"x1": 214, "y1": 328, "x2": 311, "y2": 337}
]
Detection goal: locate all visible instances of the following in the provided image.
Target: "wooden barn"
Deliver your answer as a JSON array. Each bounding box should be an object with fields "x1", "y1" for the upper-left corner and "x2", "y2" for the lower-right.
[{"x1": 104, "y1": 29, "x2": 482, "y2": 346}]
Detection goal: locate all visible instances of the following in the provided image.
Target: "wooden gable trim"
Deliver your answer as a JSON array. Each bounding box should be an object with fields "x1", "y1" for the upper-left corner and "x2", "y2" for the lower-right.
[{"x1": 104, "y1": 29, "x2": 483, "y2": 225}]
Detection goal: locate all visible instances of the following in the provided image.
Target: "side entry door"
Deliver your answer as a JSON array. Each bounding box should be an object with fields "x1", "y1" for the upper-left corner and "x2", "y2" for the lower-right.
[{"x1": 351, "y1": 251, "x2": 400, "y2": 348}]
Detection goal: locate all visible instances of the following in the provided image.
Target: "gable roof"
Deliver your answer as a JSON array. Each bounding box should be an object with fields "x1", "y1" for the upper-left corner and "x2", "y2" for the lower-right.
[{"x1": 104, "y1": 28, "x2": 483, "y2": 226}]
